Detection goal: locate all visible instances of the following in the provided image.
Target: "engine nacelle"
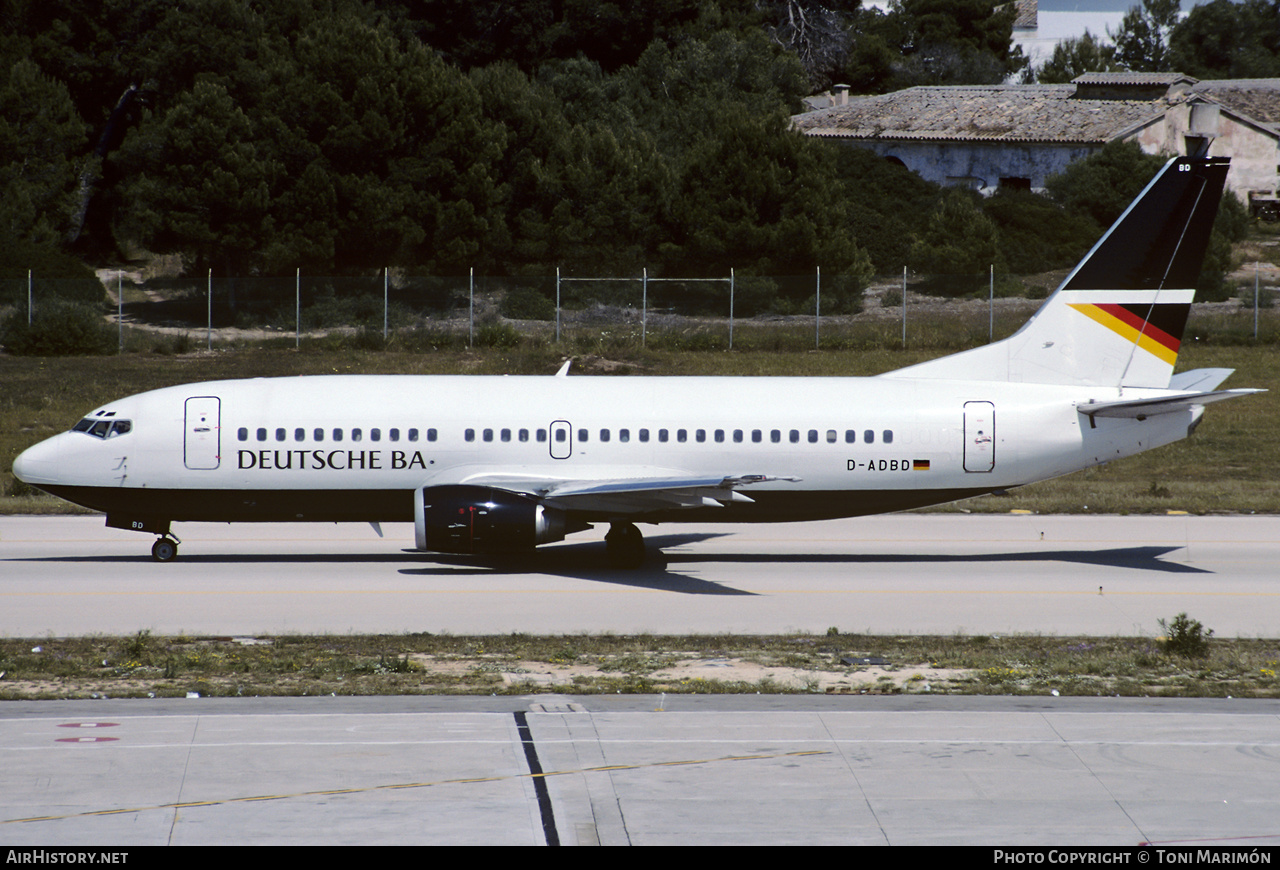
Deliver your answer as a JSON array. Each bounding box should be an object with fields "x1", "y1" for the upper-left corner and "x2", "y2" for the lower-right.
[{"x1": 414, "y1": 485, "x2": 569, "y2": 554}]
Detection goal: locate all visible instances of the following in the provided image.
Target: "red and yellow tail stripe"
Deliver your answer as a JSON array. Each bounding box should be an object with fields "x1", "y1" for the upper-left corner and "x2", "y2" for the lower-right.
[{"x1": 1067, "y1": 302, "x2": 1186, "y2": 366}]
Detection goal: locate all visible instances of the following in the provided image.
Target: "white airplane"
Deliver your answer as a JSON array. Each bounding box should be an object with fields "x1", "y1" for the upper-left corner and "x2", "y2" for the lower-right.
[{"x1": 12, "y1": 155, "x2": 1260, "y2": 566}]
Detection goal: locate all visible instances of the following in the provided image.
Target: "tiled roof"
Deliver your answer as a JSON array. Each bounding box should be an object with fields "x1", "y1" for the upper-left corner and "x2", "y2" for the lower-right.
[
  {"x1": 1072, "y1": 72, "x2": 1197, "y2": 87},
  {"x1": 1192, "y1": 80, "x2": 1280, "y2": 128},
  {"x1": 792, "y1": 85, "x2": 1173, "y2": 144},
  {"x1": 1012, "y1": 0, "x2": 1037, "y2": 29}
]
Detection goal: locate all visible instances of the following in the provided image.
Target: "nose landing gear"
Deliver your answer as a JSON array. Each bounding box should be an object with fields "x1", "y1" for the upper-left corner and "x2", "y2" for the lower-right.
[{"x1": 151, "y1": 534, "x2": 180, "y2": 562}]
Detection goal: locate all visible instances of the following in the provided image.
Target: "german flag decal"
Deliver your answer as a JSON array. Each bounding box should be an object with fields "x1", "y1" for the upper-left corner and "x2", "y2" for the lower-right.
[
  {"x1": 1067, "y1": 302, "x2": 1189, "y2": 366},
  {"x1": 913, "y1": 459, "x2": 930, "y2": 471}
]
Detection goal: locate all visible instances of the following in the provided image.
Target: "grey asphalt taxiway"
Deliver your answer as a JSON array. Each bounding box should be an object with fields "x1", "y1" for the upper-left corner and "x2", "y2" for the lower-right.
[
  {"x1": 3, "y1": 695, "x2": 1280, "y2": 846},
  {"x1": 5, "y1": 514, "x2": 1280, "y2": 846},
  {"x1": 1, "y1": 514, "x2": 1278, "y2": 637}
]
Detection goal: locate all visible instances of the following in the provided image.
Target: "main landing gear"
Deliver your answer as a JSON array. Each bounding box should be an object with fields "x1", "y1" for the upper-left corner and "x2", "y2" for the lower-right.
[
  {"x1": 605, "y1": 522, "x2": 647, "y2": 569},
  {"x1": 151, "y1": 534, "x2": 180, "y2": 562}
]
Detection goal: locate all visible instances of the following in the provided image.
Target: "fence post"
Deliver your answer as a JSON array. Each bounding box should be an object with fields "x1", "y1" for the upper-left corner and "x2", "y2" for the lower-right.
[
  {"x1": 901, "y1": 266, "x2": 907, "y2": 347},
  {"x1": 383, "y1": 267, "x2": 389, "y2": 340},
  {"x1": 989, "y1": 263, "x2": 994, "y2": 343},
  {"x1": 642, "y1": 267, "x2": 648, "y2": 347},
  {"x1": 295, "y1": 268, "x2": 300, "y2": 349},
  {"x1": 815, "y1": 266, "x2": 821, "y2": 350},
  {"x1": 1256, "y1": 261, "x2": 1260, "y2": 340},
  {"x1": 729, "y1": 268, "x2": 734, "y2": 350},
  {"x1": 555, "y1": 267, "x2": 561, "y2": 344},
  {"x1": 118, "y1": 271, "x2": 123, "y2": 353},
  {"x1": 207, "y1": 269, "x2": 212, "y2": 352},
  {"x1": 27, "y1": 269, "x2": 31, "y2": 325},
  {"x1": 468, "y1": 267, "x2": 474, "y2": 348}
]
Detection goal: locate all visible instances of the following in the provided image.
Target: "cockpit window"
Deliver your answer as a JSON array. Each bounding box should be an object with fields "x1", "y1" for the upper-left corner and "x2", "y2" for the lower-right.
[{"x1": 72, "y1": 418, "x2": 132, "y2": 439}]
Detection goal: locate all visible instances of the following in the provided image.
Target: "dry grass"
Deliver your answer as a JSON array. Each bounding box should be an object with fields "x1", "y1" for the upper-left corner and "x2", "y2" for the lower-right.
[{"x1": 2, "y1": 630, "x2": 1276, "y2": 700}]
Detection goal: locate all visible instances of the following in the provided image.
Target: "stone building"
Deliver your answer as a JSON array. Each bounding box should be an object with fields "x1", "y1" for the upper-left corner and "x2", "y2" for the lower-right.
[{"x1": 793, "y1": 73, "x2": 1280, "y2": 203}]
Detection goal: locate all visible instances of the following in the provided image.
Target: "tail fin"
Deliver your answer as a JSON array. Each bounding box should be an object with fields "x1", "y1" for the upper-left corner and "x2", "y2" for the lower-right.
[{"x1": 885, "y1": 155, "x2": 1231, "y2": 387}]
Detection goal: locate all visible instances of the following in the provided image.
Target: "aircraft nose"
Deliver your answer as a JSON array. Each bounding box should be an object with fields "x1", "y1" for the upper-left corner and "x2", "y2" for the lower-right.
[{"x1": 12, "y1": 436, "x2": 61, "y2": 485}]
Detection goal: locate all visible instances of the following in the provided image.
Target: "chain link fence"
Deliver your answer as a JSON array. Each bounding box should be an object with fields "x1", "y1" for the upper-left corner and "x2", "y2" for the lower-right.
[{"x1": 3, "y1": 266, "x2": 1279, "y2": 355}]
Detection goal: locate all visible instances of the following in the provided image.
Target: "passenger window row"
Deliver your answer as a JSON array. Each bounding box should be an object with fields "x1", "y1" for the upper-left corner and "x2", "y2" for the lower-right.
[
  {"x1": 461, "y1": 428, "x2": 894, "y2": 445},
  {"x1": 239, "y1": 425, "x2": 895, "y2": 446},
  {"x1": 237, "y1": 427, "x2": 438, "y2": 443}
]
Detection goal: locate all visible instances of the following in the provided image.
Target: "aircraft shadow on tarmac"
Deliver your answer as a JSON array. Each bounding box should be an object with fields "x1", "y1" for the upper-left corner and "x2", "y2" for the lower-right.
[
  {"x1": 11, "y1": 537, "x2": 1209, "y2": 598},
  {"x1": 397, "y1": 536, "x2": 1211, "y2": 595}
]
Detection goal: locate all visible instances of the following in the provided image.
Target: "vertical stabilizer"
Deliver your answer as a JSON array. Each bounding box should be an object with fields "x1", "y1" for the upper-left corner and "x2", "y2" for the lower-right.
[{"x1": 885, "y1": 156, "x2": 1231, "y2": 387}]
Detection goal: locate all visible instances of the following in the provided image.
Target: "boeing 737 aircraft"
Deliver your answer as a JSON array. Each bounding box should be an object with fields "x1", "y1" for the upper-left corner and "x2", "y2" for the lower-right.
[{"x1": 12, "y1": 155, "x2": 1261, "y2": 566}]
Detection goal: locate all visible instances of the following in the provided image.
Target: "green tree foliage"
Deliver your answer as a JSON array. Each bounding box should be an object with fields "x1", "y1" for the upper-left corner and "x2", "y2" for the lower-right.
[
  {"x1": 665, "y1": 107, "x2": 873, "y2": 283},
  {"x1": 1034, "y1": 31, "x2": 1122, "y2": 84},
  {"x1": 615, "y1": 29, "x2": 811, "y2": 156},
  {"x1": 834, "y1": 0, "x2": 1026, "y2": 92},
  {"x1": 908, "y1": 188, "x2": 1005, "y2": 294},
  {"x1": 892, "y1": 0, "x2": 1027, "y2": 85},
  {"x1": 1, "y1": 301, "x2": 113, "y2": 355},
  {"x1": 402, "y1": 0, "x2": 719, "y2": 74},
  {"x1": 1168, "y1": 0, "x2": 1280, "y2": 79},
  {"x1": 830, "y1": 147, "x2": 942, "y2": 273},
  {"x1": 981, "y1": 190, "x2": 1103, "y2": 274},
  {"x1": 1110, "y1": 0, "x2": 1180, "y2": 72},
  {"x1": 0, "y1": 57, "x2": 90, "y2": 247},
  {"x1": 114, "y1": 11, "x2": 502, "y2": 276},
  {"x1": 1045, "y1": 141, "x2": 1165, "y2": 229}
]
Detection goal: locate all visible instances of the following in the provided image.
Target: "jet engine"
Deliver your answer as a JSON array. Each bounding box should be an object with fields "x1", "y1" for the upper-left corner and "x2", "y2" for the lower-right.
[{"x1": 414, "y1": 485, "x2": 573, "y2": 554}]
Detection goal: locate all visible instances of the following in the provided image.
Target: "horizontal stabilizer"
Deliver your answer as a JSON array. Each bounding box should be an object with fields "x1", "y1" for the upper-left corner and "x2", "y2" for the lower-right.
[
  {"x1": 1168, "y1": 368, "x2": 1237, "y2": 392},
  {"x1": 1078, "y1": 388, "x2": 1264, "y2": 420}
]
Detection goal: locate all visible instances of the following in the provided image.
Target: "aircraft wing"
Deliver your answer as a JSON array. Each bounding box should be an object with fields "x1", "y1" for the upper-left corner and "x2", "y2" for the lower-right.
[{"x1": 427, "y1": 467, "x2": 799, "y2": 514}]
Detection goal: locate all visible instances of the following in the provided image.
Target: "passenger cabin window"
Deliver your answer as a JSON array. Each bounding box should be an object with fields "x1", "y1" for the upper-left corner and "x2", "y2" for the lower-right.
[
  {"x1": 257, "y1": 428, "x2": 267, "y2": 441},
  {"x1": 276, "y1": 428, "x2": 286, "y2": 442},
  {"x1": 333, "y1": 428, "x2": 344, "y2": 442},
  {"x1": 408, "y1": 428, "x2": 418, "y2": 442},
  {"x1": 351, "y1": 428, "x2": 362, "y2": 442},
  {"x1": 314, "y1": 428, "x2": 324, "y2": 442},
  {"x1": 295, "y1": 428, "x2": 305, "y2": 442},
  {"x1": 238, "y1": 427, "x2": 248, "y2": 441}
]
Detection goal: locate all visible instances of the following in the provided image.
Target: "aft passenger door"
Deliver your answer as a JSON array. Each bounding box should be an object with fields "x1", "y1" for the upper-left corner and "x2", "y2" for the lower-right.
[
  {"x1": 184, "y1": 396, "x2": 221, "y2": 470},
  {"x1": 963, "y1": 401, "x2": 995, "y2": 472}
]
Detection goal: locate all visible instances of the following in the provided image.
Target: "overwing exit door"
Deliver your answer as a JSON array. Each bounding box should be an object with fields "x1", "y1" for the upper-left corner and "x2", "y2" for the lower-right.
[{"x1": 549, "y1": 420, "x2": 572, "y2": 460}]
